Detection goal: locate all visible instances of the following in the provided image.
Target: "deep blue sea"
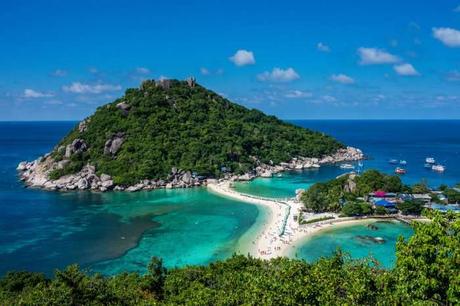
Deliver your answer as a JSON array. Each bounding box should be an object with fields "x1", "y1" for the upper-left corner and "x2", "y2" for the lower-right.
[
  {"x1": 0, "y1": 120, "x2": 458, "y2": 275},
  {"x1": 235, "y1": 120, "x2": 460, "y2": 198}
]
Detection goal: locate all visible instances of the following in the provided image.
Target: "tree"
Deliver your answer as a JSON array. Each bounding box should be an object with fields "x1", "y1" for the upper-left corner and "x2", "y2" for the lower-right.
[
  {"x1": 444, "y1": 188, "x2": 460, "y2": 204},
  {"x1": 341, "y1": 201, "x2": 373, "y2": 216},
  {"x1": 412, "y1": 181, "x2": 430, "y2": 194},
  {"x1": 391, "y1": 212, "x2": 460, "y2": 304},
  {"x1": 397, "y1": 200, "x2": 424, "y2": 215},
  {"x1": 142, "y1": 257, "x2": 167, "y2": 298},
  {"x1": 301, "y1": 184, "x2": 330, "y2": 212}
]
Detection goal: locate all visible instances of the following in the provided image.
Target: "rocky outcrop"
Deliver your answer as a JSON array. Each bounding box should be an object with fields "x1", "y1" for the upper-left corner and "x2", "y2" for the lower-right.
[
  {"x1": 78, "y1": 118, "x2": 90, "y2": 133},
  {"x1": 186, "y1": 77, "x2": 196, "y2": 88},
  {"x1": 344, "y1": 173, "x2": 357, "y2": 193},
  {"x1": 104, "y1": 133, "x2": 125, "y2": 156},
  {"x1": 230, "y1": 146, "x2": 364, "y2": 182},
  {"x1": 65, "y1": 139, "x2": 87, "y2": 158},
  {"x1": 116, "y1": 102, "x2": 131, "y2": 116},
  {"x1": 156, "y1": 79, "x2": 171, "y2": 90}
]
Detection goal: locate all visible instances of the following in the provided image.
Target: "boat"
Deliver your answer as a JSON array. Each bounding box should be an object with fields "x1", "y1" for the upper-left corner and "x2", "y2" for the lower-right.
[
  {"x1": 389, "y1": 159, "x2": 398, "y2": 164},
  {"x1": 399, "y1": 160, "x2": 407, "y2": 165},
  {"x1": 395, "y1": 167, "x2": 406, "y2": 174},
  {"x1": 426, "y1": 157, "x2": 436, "y2": 164},
  {"x1": 340, "y1": 163, "x2": 355, "y2": 169},
  {"x1": 432, "y1": 164, "x2": 445, "y2": 173},
  {"x1": 424, "y1": 163, "x2": 432, "y2": 169}
]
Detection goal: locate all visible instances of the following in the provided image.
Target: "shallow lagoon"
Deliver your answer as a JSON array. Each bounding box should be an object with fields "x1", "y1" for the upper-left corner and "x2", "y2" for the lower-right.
[{"x1": 289, "y1": 220, "x2": 414, "y2": 268}]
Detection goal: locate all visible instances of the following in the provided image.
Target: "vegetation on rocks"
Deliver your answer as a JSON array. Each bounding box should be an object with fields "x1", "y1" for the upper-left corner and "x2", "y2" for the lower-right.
[
  {"x1": 0, "y1": 212, "x2": 458, "y2": 305},
  {"x1": 49, "y1": 79, "x2": 343, "y2": 185}
]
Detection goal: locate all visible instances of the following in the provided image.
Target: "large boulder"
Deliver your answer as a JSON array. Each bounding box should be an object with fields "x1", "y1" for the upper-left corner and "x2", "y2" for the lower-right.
[
  {"x1": 56, "y1": 160, "x2": 71, "y2": 170},
  {"x1": 181, "y1": 171, "x2": 192, "y2": 184},
  {"x1": 16, "y1": 161, "x2": 28, "y2": 171},
  {"x1": 100, "y1": 173, "x2": 112, "y2": 182},
  {"x1": 78, "y1": 118, "x2": 90, "y2": 133},
  {"x1": 116, "y1": 102, "x2": 131, "y2": 116},
  {"x1": 101, "y1": 179, "x2": 114, "y2": 189},
  {"x1": 104, "y1": 133, "x2": 125, "y2": 156},
  {"x1": 65, "y1": 139, "x2": 88, "y2": 158},
  {"x1": 77, "y1": 178, "x2": 89, "y2": 190}
]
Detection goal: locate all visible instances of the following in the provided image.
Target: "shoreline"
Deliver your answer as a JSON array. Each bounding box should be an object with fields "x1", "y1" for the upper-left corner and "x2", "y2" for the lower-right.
[
  {"x1": 208, "y1": 182, "x2": 426, "y2": 260},
  {"x1": 17, "y1": 146, "x2": 364, "y2": 193}
]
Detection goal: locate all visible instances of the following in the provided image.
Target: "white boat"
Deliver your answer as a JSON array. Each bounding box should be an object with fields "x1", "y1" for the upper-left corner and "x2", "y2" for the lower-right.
[
  {"x1": 340, "y1": 163, "x2": 355, "y2": 169},
  {"x1": 395, "y1": 167, "x2": 406, "y2": 174},
  {"x1": 432, "y1": 164, "x2": 445, "y2": 172},
  {"x1": 399, "y1": 160, "x2": 407, "y2": 165},
  {"x1": 426, "y1": 157, "x2": 436, "y2": 164}
]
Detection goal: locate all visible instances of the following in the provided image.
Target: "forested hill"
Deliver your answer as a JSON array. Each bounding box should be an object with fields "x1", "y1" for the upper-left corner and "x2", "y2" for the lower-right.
[{"x1": 48, "y1": 79, "x2": 343, "y2": 185}]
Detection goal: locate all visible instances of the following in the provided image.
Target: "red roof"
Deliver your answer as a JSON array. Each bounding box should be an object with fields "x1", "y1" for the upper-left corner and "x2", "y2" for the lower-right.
[{"x1": 374, "y1": 190, "x2": 386, "y2": 197}]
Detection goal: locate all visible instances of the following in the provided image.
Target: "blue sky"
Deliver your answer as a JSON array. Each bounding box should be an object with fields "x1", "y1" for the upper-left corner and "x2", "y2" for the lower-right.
[{"x1": 2, "y1": 0, "x2": 460, "y2": 120}]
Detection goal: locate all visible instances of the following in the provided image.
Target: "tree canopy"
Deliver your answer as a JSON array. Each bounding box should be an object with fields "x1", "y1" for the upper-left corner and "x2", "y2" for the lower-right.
[
  {"x1": 50, "y1": 80, "x2": 343, "y2": 185},
  {"x1": 301, "y1": 170, "x2": 404, "y2": 213}
]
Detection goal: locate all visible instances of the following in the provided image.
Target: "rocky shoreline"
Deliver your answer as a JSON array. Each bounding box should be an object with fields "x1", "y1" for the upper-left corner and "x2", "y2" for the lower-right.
[{"x1": 17, "y1": 146, "x2": 364, "y2": 193}]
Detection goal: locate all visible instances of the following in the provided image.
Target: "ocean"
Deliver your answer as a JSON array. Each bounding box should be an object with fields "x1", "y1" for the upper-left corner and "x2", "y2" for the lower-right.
[
  {"x1": 0, "y1": 120, "x2": 458, "y2": 275},
  {"x1": 235, "y1": 120, "x2": 460, "y2": 198}
]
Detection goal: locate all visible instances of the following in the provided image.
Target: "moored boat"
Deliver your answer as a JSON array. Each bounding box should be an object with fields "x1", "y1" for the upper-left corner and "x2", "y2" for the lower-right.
[
  {"x1": 399, "y1": 160, "x2": 407, "y2": 165},
  {"x1": 340, "y1": 163, "x2": 355, "y2": 169},
  {"x1": 425, "y1": 157, "x2": 436, "y2": 164},
  {"x1": 424, "y1": 163, "x2": 432, "y2": 168},
  {"x1": 395, "y1": 167, "x2": 406, "y2": 174},
  {"x1": 432, "y1": 164, "x2": 445, "y2": 173},
  {"x1": 389, "y1": 159, "x2": 398, "y2": 164}
]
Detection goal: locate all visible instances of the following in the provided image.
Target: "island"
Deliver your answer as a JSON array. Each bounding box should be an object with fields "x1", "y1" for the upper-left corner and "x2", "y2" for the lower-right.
[{"x1": 17, "y1": 78, "x2": 363, "y2": 192}]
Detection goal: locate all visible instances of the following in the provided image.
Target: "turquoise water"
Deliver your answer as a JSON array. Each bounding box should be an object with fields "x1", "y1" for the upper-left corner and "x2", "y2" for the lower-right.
[
  {"x1": 88, "y1": 188, "x2": 261, "y2": 275},
  {"x1": 291, "y1": 220, "x2": 414, "y2": 268},
  {"x1": 2, "y1": 120, "x2": 458, "y2": 275},
  {"x1": 0, "y1": 122, "x2": 261, "y2": 276},
  {"x1": 233, "y1": 165, "x2": 351, "y2": 199}
]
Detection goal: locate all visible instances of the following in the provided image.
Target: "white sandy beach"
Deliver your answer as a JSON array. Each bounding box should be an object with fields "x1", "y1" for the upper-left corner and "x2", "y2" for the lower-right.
[{"x1": 208, "y1": 181, "x2": 423, "y2": 260}]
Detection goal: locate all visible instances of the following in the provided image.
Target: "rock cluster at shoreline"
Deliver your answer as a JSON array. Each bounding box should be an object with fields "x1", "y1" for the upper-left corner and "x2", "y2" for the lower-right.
[
  {"x1": 17, "y1": 146, "x2": 363, "y2": 193},
  {"x1": 232, "y1": 146, "x2": 364, "y2": 182}
]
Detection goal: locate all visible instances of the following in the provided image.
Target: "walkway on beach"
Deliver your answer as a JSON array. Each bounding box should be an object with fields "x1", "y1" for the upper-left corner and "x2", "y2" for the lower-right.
[{"x1": 207, "y1": 181, "x2": 427, "y2": 260}]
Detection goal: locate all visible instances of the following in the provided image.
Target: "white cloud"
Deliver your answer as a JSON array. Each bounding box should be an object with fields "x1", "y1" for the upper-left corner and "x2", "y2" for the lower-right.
[
  {"x1": 393, "y1": 63, "x2": 419, "y2": 76},
  {"x1": 23, "y1": 89, "x2": 54, "y2": 98},
  {"x1": 330, "y1": 73, "x2": 355, "y2": 84},
  {"x1": 321, "y1": 95, "x2": 337, "y2": 103},
  {"x1": 229, "y1": 49, "x2": 255, "y2": 66},
  {"x1": 51, "y1": 69, "x2": 67, "y2": 77},
  {"x1": 317, "y1": 42, "x2": 330, "y2": 52},
  {"x1": 432, "y1": 27, "x2": 460, "y2": 47},
  {"x1": 357, "y1": 47, "x2": 400, "y2": 65},
  {"x1": 285, "y1": 90, "x2": 312, "y2": 98},
  {"x1": 135, "y1": 67, "x2": 150, "y2": 74},
  {"x1": 200, "y1": 67, "x2": 210, "y2": 75},
  {"x1": 257, "y1": 67, "x2": 300, "y2": 82},
  {"x1": 62, "y1": 82, "x2": 122, "y2": 94},
  {"x1": 446, "y1": 70, "x2": 460, "y2": 81}
]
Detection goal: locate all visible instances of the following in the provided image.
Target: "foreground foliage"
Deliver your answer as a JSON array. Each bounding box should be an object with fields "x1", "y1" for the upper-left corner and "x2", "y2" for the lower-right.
[
  {"x1": 51, "y1": 80, "x2": 343, "y2": 185},
  {"x1": 0, "y1": 212, "x2": 458, "y2": 305}
]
